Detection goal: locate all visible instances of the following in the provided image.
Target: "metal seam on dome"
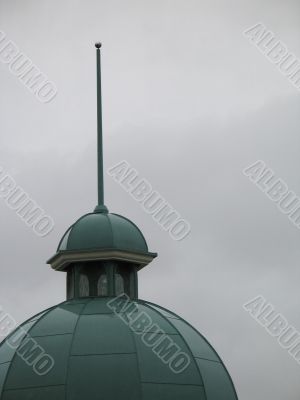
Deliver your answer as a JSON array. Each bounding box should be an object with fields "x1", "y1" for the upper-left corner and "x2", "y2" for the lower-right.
[
  {"x1": 4, "y1": 383, "x2": 65, "y2": 390},
  {"x1": 0, "y1": 302, "x2": 62, "y2": 397},
  {"x1": 63, "y1": 212, "x2": 96, "y2": 250},
  {"x1": 2, "y1": 383, "x2": 66, "y2": 394},
  {"x1": 63, "y1": 227, "x2": 72, "y2": 252},
  {"x1": 126, "y1": 300, "x2": 144, "y2": 400},
  {"x1": 110, "y1": 213, "x2": 148, "y2": 250},
  {"x1": 106, "y1": 214, "x2": 115, "y2": 248},
  {"x1": 29, "y1": 333, "x2": 74, "y2": 339},
  {"x1": 64, "y1": 298, "x2": 93, "y2": 400},
  {"x1": 194, "y1": 356, "x2": 221, "y2": 364},
  {"x1": 70, "y1": 352, "x2": 136, "y2": 357},
  {"x1": 140, "y1": 381, "x2": 204, "y2": 387},
  {"x1": 141, "y1": 300, "x2": 208, "y2": 399},
  {"x1": 63, "y1": 213, "x2": 116, "y2": 251},
  {"x1": 57, "y1": 226, "x2": 73, "y2": 252}
]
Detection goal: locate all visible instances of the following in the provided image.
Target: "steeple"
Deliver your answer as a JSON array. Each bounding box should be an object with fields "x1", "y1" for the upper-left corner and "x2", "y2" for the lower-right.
[
  {"x1": 47, "y1": 44, "x2": 157, "y2": 300},
  {"x1": 94, "y1": 43, "x2": 108, "y2": 214}
]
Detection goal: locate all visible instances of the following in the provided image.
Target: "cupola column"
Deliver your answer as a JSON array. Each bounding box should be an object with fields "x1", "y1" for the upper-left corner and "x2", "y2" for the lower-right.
[{"x1": 66, "y1": 261, "x2": 138, "y2": 300}]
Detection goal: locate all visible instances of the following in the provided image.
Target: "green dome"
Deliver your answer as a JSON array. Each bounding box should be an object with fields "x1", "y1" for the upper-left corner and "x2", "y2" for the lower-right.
[
  {"x1": 58, "y1": 213, "x2": 148, "y2": 253},
  {"x1": 0, "y1": 297, "x2": 237, "y2": 400}
]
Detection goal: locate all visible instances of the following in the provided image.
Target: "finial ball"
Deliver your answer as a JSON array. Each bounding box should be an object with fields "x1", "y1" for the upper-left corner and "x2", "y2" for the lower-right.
[{"x1": 95, "y1": 42, "x2": 102, "y2": 49}]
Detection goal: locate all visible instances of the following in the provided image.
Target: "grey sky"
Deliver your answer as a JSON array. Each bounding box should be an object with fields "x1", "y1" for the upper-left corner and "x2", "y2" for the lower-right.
[{"x1": 1, "y1": 1, "x2": 300, "y2": 398}]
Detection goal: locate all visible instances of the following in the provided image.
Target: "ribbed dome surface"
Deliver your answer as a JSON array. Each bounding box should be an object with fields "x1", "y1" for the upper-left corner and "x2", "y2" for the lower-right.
[
  {"x1": 0, "y1": 298, "x2": 237, "y2": 400},
  {"x1": 58, "y1": 213, "x2": 148, "y2": 253}
]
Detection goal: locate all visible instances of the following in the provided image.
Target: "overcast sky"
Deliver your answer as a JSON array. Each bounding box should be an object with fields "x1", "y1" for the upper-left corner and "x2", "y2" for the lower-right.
[{"x1": 1, "y1": 1, "x2": 300, "y2": 399}]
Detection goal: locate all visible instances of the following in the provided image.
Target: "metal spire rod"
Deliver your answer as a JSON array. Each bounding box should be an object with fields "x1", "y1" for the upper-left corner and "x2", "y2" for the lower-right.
[{"x1": 95, "y1": 42, "x2": 104, "y2": 208}]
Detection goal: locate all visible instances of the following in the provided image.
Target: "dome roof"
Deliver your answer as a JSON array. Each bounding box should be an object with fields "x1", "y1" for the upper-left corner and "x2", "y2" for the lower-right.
[
  {"x1": 0, "y1": 297, "x2": 238, "y2": 400},
  {"x1": 48, "y1": 213, "x2": 157, "y2": 271},
  {"x1": 58, "y1": 213, "x2": 148, "y2": 253}
]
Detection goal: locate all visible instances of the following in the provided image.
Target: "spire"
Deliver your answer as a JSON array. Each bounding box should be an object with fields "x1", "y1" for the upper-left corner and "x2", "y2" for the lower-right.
[
  {"x1": 47, "y1": 43, "x2": 157, "y2": 300},
  {"x1": 94, "y1": 43, "x2": 108, "y2": 213}
]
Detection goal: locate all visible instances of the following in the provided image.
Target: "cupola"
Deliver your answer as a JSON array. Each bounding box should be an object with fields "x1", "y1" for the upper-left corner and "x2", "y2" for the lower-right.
[{"x1": 47, "y1": 43, "x2": 157, "y2": 299}]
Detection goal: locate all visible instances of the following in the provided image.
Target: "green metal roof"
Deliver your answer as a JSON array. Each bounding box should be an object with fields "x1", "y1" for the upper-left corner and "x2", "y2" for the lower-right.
[
  {"x1": 58, "y1": 213, "x2": 149, "y2": 253},
  {"x1": 0, "y1": 298, "x2": 238, "y2": 400},
  {"x1": 47, "y1": 212, "x2": 157, "y2": 271}
]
